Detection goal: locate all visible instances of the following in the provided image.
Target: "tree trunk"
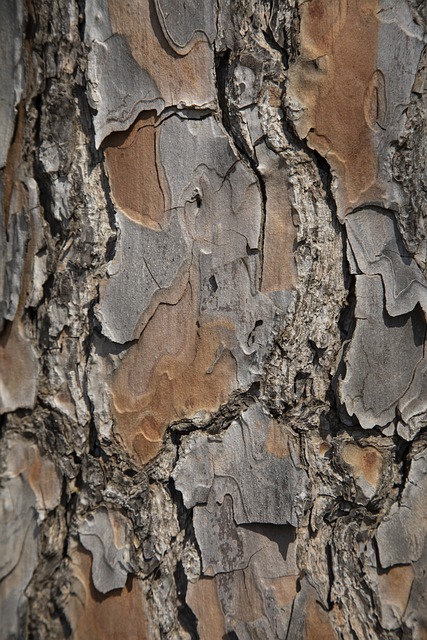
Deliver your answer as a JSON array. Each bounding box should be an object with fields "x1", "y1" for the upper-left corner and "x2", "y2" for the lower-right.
[{"x1": 1, "y1": 1, "x2": 427, "y2": 638}]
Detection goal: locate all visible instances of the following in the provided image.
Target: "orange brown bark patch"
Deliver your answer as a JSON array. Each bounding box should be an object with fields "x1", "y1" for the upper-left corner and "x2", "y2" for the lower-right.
[
  {"x1": 342, "y1": 444, "x2": 382, "y2": 488},
  {"x1": 262, "y1": 204, "x2": 296, "y2": 292},
  {"x1": 261, "y1": 172, "x2": 297, "y2": 292},
  {"x1": 268, "y1": 574, "x2": 298, "y2": 608},
  {"x1": 304, "y1": 583, "x2": 338, "y2": 640},
  {"x1": 108, "y1": 0, "x2": 215, "y2": 108},
  {"x1": 187, "y1": 578, "x2": 226, "y2": 640},
  {"x1": 6, "y1": 437, "x2": 61, "y2": 510},
  {"x1": 265, "y1": 419, "x2": 290, "y2": 458},
  {"x1": 287, "y1": 0, "x2": 382, "y2": 213},
  {"x1": 111, "y1": 282, "x2": 237, "y2": 464},
  {"x1": 67, "y1": 548, "x2": 150, "y2": 640},
  {"x1": 103, "y1": 113, "x2": 167, "y2": 229},
  {"x1": 377, "y1": 564, "x2": 414, "y2": 625},
  {"x1": 256, "y1": 143, "x2": 297, "y2": 293},
  {"x1": 226, "y1": 568, "x2": 265, "y2": 623},
  {"x1": 26, "y1": 447, "x2": 61, "y2": 511}
]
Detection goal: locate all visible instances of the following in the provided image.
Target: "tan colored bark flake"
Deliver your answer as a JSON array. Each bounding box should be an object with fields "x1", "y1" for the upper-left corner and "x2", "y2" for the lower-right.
[
  {"x1": 287, "y1": 0, "x2": 382, "y2": 214},
  {"x1": 104, "y1": 113, "x2": 167, "y2": 229}
]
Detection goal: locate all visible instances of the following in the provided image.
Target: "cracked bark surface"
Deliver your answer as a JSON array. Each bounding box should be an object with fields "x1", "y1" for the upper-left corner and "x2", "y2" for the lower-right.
[{"x1": 0, "y1": 0, "x2": 427, "y2": 638}]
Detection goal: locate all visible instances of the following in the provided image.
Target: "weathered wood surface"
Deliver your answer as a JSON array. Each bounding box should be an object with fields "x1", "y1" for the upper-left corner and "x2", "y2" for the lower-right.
[{"x1": 0, "y1": 0, "x2": 426, "y2": 638}]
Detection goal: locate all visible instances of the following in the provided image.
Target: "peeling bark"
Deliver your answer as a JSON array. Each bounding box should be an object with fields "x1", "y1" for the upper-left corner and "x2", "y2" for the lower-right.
[{"x1": 1, "y1": 1, "x2": 427, "y2": 639}]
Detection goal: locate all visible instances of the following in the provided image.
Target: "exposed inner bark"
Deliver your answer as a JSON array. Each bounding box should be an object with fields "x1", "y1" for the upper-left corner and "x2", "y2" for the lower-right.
[{"x1": 0, "y1": 1, "x2": 426, "y2": 639}]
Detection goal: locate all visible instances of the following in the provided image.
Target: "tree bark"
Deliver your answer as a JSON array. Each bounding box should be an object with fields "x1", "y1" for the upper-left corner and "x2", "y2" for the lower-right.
[{"x1": 1, "y1": 1, "x2": 427, "y2": 638}]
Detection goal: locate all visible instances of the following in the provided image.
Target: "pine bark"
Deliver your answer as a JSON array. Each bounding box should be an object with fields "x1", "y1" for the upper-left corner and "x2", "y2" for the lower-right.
[{"x1": 1, "y1": 1, "x2": 427, "y2": 638}]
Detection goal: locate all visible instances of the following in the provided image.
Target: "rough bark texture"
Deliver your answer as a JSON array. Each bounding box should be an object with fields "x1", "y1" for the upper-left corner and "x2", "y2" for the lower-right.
[{"x1": 1, "y1": 1, "x2": 427, "y2": 638}]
